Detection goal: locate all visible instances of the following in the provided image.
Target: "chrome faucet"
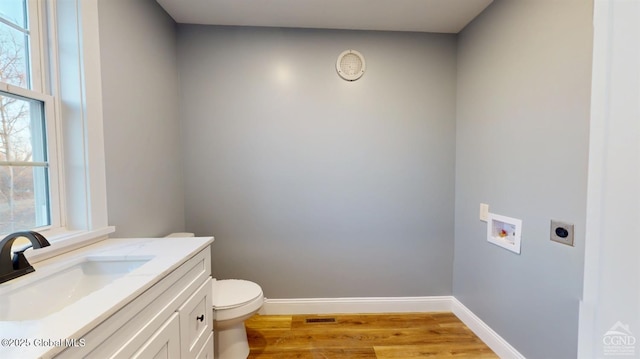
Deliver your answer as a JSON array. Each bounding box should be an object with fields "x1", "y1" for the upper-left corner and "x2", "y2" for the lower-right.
[{"x1": 0, "y1": 231, "x2": 51, "y2": 284}]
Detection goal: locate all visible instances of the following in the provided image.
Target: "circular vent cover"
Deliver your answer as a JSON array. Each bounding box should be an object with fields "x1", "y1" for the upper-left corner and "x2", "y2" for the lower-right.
[{"x1": 336, "y1": 50, "x2": 366, "y2": 81}]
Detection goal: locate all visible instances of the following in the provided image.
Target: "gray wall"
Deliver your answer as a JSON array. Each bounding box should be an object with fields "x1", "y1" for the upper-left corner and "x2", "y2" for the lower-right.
[
  {"x1": 454, "y1": 1, "x2": 592, "y2": 358},
  {"x1": 178, "y1": 26, "x2": 457, "y2": 298},
  {"x1": 98, "y1": 0, "x2": 185, "y2": 237}
]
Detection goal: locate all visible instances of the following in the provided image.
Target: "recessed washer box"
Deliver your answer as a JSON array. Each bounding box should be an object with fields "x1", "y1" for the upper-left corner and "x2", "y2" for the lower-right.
[{"x1": 487, "y1": 213, "x2": 522, "y2": 254}]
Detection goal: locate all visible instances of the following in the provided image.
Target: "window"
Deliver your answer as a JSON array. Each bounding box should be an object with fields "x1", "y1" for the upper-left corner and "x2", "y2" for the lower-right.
[
  {"x1": 0, "y1": 0, "x2": 111, "y2": 251},
  {"x1": 0, "y1": 0, "x2": 60, "y2": 235}
]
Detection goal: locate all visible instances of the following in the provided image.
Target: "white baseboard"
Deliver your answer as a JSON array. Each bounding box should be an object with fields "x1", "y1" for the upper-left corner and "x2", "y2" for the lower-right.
[
  {"x1": 259, "y1": 295, "x2": 525, "y2": 359},
  {"x1": 260, "y1": 296, "x2": 453, "y2": 315},
  {"x1": 451, "y1": 298, "x2": 525, "y2": 359}
]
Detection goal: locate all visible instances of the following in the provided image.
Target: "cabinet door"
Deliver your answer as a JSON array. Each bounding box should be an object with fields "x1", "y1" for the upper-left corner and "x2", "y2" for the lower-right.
[
  {"x1": 195, "y1": 332, "x2": 214, "y2": 359},
  {"x1": 131, "y1": 313, "x2": 181, "y2": 359},
  {"x1": 179, "y1": 278, "x2": 213, "y2": 359}
]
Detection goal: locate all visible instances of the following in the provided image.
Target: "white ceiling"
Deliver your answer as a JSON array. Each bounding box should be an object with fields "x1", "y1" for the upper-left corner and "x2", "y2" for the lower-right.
[{"x1": 155, "y1": 0, "x2": 493, "y2": 34}]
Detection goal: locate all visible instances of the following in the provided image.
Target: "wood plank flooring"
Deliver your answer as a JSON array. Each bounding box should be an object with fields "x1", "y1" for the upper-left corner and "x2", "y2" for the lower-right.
[{"x1": 246, "y1": 312, "x2": 498, "y2": 358}]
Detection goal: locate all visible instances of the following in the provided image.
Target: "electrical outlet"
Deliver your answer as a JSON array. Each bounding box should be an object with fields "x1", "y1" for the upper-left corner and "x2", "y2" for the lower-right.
[{"x1": 550, "y1": 220, "x2": 574, "y2": 246}]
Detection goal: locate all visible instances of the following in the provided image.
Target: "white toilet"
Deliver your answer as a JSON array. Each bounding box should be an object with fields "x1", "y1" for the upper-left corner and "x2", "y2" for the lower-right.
[
  {"x1": 165, "y1": 233, "x2": 264, "y2": 359},
  {"x1": 212, "y1": 279, "x2": 264, "y2": 359}
]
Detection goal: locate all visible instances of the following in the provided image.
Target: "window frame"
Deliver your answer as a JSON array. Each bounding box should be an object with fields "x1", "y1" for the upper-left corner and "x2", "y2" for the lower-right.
[
  {"x1": 0, "y1": 83, "x2": 61, "y2": 232},
  {"x1": 1, "y1": 0, "x2": 114, "y2": 260},
  {"x1": 31, "y1": 0, "x2": 113, "y2": 260},
  {"x1": 0, "y1": 0, "x2": 63, "y2": 235}
]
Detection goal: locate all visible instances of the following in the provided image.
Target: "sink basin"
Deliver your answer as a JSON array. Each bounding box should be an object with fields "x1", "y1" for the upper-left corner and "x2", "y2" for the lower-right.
[{"x1": 0, "y1": 256, "x2": 151, "y2": 321}]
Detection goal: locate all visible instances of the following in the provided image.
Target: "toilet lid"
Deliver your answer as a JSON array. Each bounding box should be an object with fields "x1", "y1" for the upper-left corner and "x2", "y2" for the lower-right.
[{"x1": 214, "y1": 279, "x2": 263, "y2": 309}]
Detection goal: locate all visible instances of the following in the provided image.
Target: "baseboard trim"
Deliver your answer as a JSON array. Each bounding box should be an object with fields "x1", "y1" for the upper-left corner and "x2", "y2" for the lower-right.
[
  {"x1": 260, "y1": 296, "x2": 526, "y2": 359},
  {"x1": 261, "y1": 296, "x2": 453, "y2": 315},
  {"x1": 451, "y1": 298, "x2": 525, "y2": 359}
]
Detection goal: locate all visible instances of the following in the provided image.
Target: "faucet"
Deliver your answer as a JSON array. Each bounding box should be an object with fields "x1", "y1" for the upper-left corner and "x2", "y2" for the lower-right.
[{"x1": 0, "y1": 231, "x2": 51, "y2": 284}]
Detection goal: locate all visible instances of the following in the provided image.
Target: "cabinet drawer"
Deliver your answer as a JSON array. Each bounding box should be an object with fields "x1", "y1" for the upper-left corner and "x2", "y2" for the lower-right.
[
  {"x1": 179, "y1": 278, "x2": 213, "y2": 359},
  {"x1": 132, "y1": 313, "x2": 180, "y2": 359}
]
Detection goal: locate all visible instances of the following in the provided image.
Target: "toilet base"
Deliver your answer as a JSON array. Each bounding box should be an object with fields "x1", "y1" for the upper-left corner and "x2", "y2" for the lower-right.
[{"x1": 215, "y1": 321, "x2": 250, "y2": 359}]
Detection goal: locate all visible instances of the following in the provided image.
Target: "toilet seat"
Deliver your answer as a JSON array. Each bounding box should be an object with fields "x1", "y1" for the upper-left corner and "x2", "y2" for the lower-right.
[
  {"x1": 214, "y1": 279, "x2": 263, "y2": 307},
  {"x1": 213, "y1": 279, "x2": 264, "y2": 323}
]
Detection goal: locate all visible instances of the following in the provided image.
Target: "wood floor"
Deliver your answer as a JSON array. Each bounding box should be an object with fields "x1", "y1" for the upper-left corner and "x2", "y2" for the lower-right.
[{"x1": 246, "y1": 312, "x2": 498, "y2": 358}]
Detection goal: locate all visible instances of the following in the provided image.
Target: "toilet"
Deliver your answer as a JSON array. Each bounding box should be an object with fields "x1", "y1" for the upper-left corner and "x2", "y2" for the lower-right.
[
  {"x1": 165, "y1": 233, "x2": 264, "y2": 359},
  {"x1": 212, "y1": 279, "x2": 264, "y2": 358}
]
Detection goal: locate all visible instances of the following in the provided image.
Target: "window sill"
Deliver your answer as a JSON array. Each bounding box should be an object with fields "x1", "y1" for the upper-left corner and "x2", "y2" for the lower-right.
[{"x1": 25, "y1": 226, "x2": 116, "y2": 264}]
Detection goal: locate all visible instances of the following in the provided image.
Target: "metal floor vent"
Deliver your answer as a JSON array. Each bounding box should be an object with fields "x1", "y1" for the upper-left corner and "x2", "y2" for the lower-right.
[{"x1": 305, "y1": 317, "x2": 336, "y2": 323}]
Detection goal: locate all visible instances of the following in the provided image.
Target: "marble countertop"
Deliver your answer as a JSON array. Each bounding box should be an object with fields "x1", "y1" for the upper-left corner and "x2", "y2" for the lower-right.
[{"x1": 0, "y1": 236, "x2": 213, "y2": 358}]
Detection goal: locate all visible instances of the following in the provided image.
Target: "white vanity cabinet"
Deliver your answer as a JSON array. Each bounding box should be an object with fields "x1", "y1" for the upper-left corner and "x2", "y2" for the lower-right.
[
  {"x1": 131, "y1": 313, "x2": 181, "y2": 358},
  {"x1": 55, "y1": 246, "x2": 213, "y2": 359}
]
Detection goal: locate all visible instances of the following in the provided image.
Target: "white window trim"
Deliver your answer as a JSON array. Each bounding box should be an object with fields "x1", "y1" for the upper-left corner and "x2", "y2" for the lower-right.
[
  {"x1": 19, "y1": 0, "x2": 114, "y2": 263},
  {"x1": 28, "y1": 0, "x2": 45, "y2": 93},
  {"x1": 25, "y1": 226, "x2": 114, "y2": 263}
]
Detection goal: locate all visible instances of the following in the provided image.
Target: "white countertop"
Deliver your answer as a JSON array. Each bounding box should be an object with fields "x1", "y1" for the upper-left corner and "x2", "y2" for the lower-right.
[{"x1": 0, "y1": 236, "x2": 213, "y2": 359}]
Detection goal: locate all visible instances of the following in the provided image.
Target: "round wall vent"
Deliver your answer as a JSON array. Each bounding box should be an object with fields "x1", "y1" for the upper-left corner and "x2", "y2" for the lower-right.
[{"x1": 336, "y1": 50, "x2": 366, "y2": 81}]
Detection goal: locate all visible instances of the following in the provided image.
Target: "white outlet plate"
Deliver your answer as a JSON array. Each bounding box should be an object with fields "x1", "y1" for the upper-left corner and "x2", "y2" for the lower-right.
[
  {"x1": 487, "y1": 213, "x2": 522, "y2": 254},
  {"x1": 550, "y1": 220, "x2": 574, "y2": 246},
  {"x1": 479, "y1": 203, "x2": 489, "y2": 222}
]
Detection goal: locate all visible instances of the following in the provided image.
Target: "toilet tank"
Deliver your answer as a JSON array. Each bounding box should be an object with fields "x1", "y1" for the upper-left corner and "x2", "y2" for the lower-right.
[{"x1": 165, "y1": 232, "x2": 195, "y2": 238}]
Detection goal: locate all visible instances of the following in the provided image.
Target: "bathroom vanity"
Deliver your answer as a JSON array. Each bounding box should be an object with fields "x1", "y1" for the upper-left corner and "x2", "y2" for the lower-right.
[{"x1": 0, "y1": 236, "x2": 214, "y2": 358}]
